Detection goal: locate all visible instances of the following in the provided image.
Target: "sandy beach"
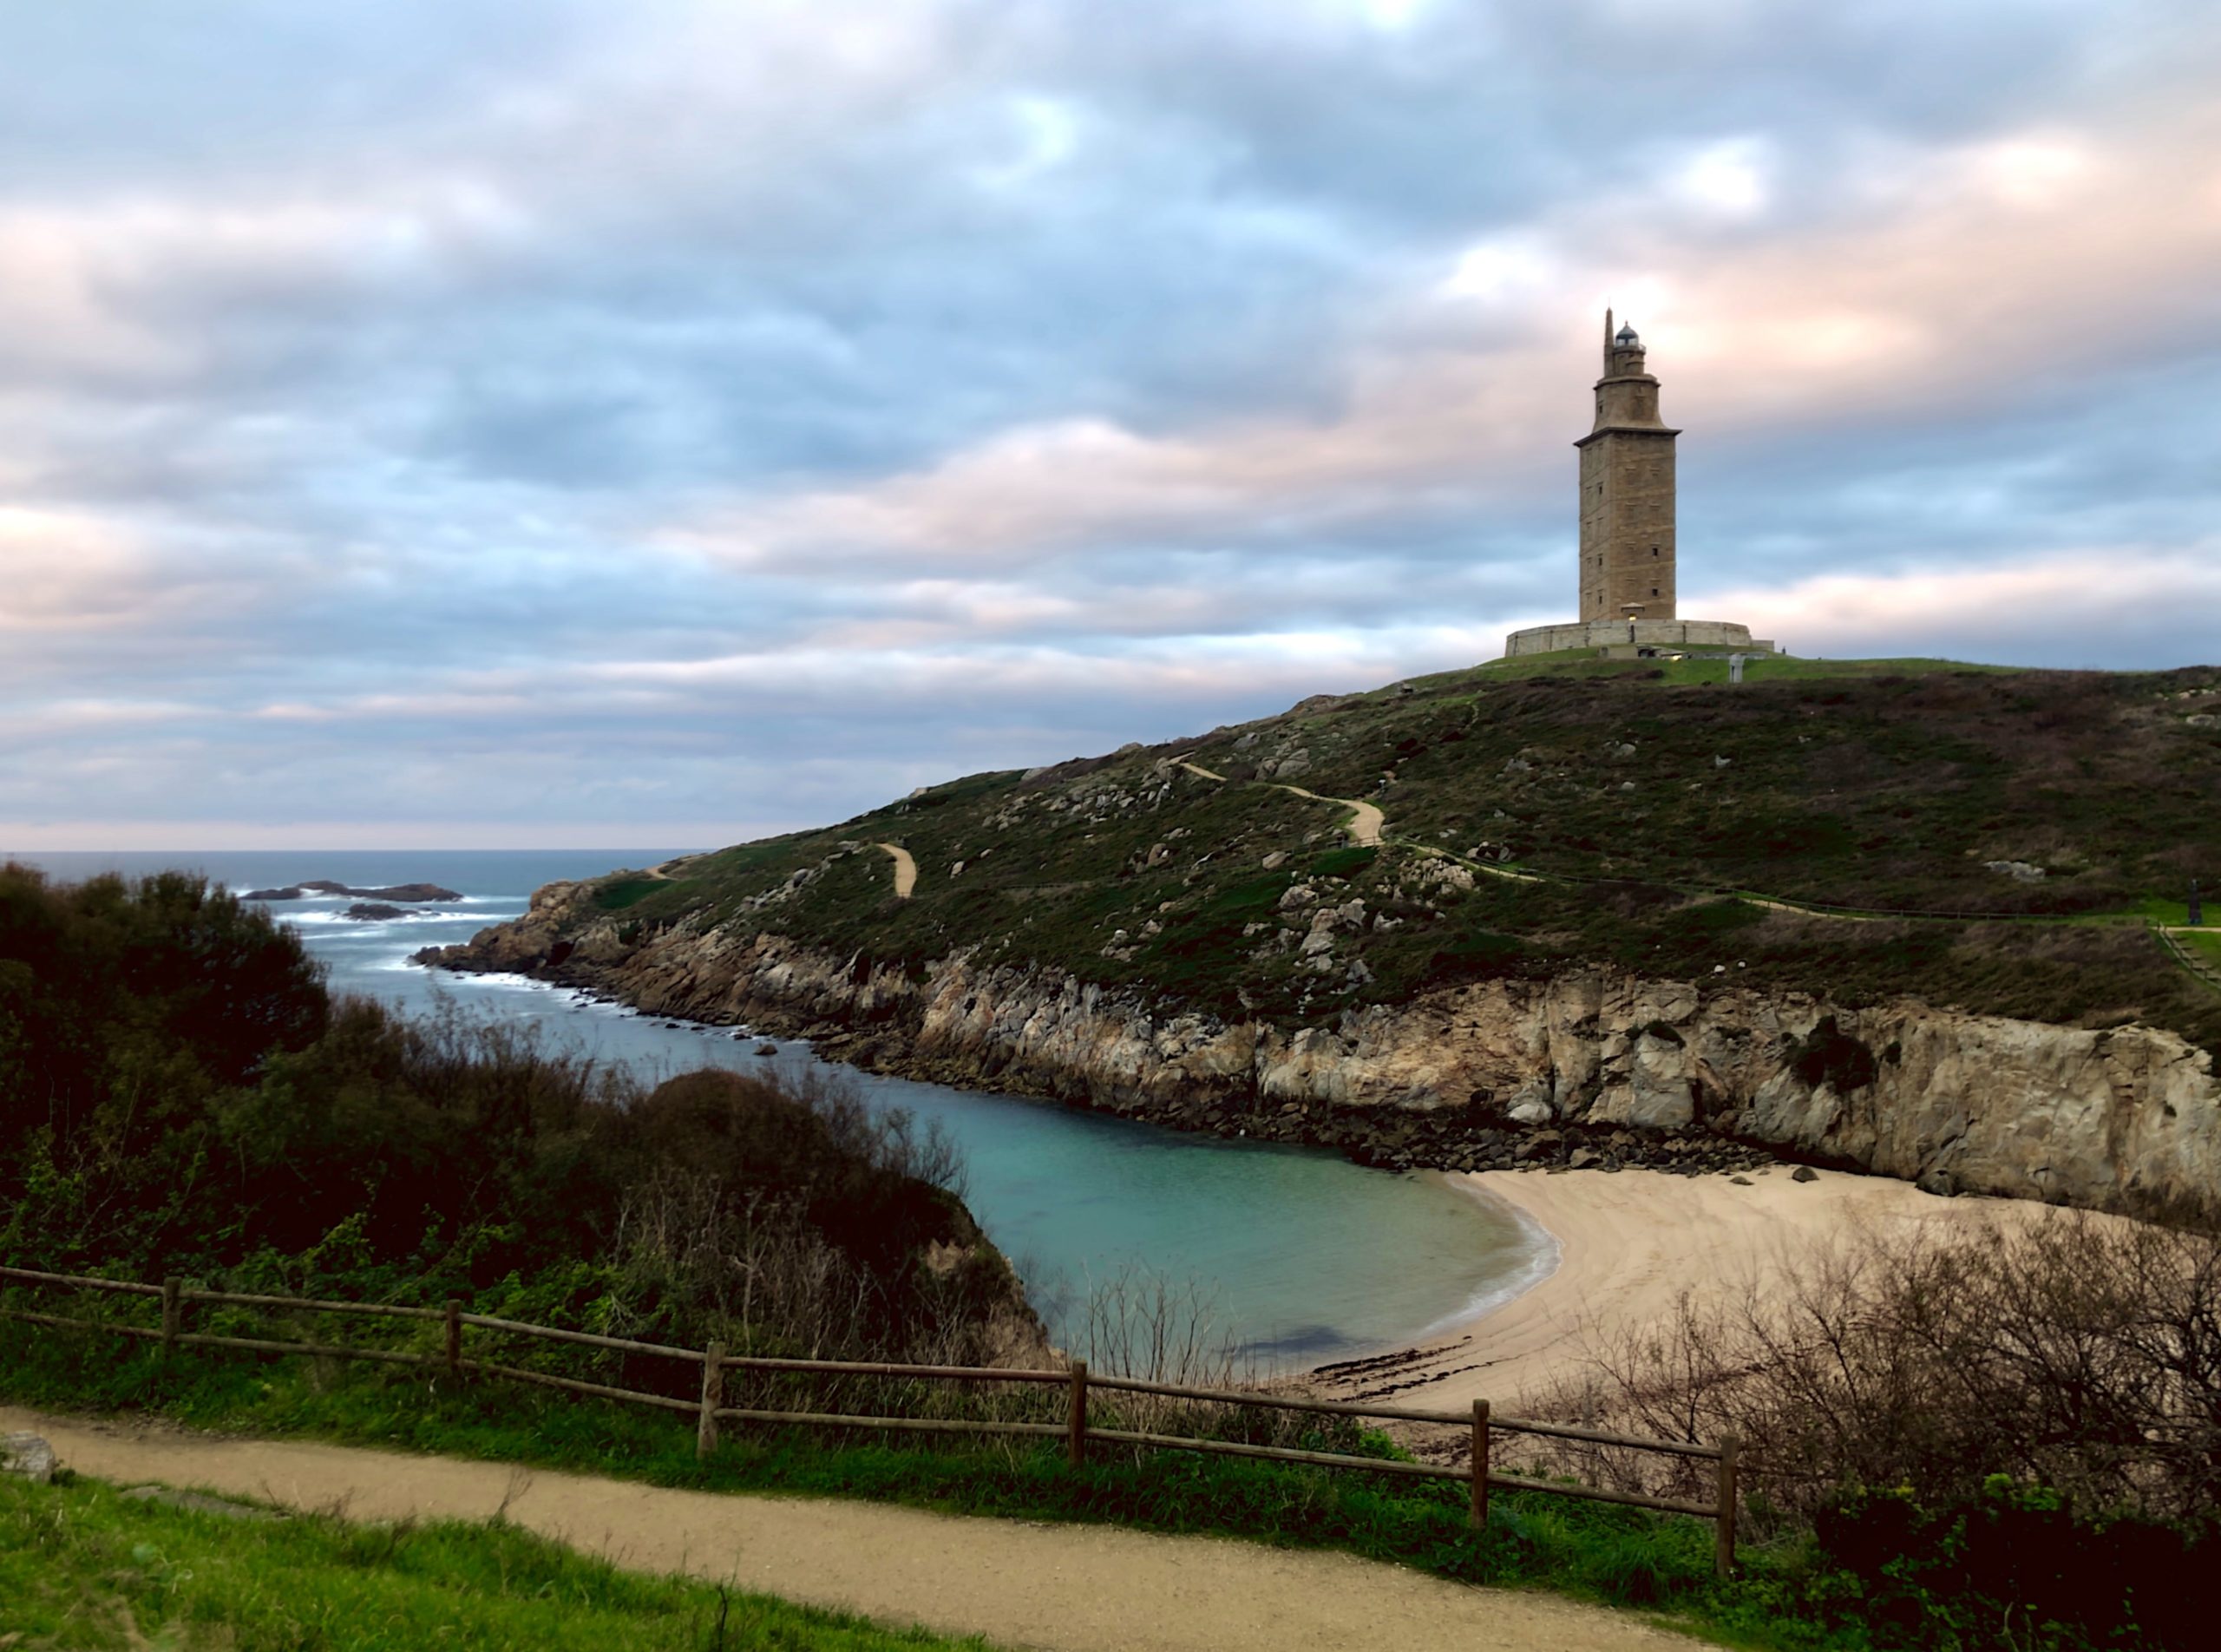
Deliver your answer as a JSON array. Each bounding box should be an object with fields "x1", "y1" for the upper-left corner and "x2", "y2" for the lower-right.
[{"x1": 1317, "y1": 1164, "x2": 2093, "y2": 1413}]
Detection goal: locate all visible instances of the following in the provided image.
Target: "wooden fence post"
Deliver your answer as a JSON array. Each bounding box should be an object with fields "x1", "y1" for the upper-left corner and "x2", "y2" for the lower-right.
[
  {"x1": 1066, "y1": 1360, "x2": 1089, "y2": 1470},
  {"x1": 159, "y1": 1277, "x2": 182, "y2": 1352},
  {"x1": 1714, "y1": 1433, "x2": 1739, "y2": 1578},
  {"x1": 444, "y1": 1298, "x2": 462, "y2": 1377},
  {"x1": 698, "y1": 1341, "x2": 725, "y2": 1462},
  {"x1": 1470, "y1": 1399, "x2": 1490, "y2": 1530}
]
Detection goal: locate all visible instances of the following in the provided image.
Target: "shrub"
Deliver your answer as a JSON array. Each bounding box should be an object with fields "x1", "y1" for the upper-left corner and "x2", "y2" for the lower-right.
[
  {"x1": 1785, "y1": 1014, "x2": 1877, "y2": 1092},
  {"x1": 1528, "y1": 1214, "x2": 2221, "y2": 1530}
]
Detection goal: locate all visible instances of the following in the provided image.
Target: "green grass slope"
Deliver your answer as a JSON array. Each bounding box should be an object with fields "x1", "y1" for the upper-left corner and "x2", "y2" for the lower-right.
[
  {"x1": 0, "y1": 1469, "x2": 995, "y2": 1650},
  {"x1": 534, "y1": 657, "x2": 2221, "y2": 1057}
]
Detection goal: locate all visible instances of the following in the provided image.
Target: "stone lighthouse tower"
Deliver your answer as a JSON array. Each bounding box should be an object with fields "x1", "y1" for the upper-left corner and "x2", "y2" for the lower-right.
[
  {"x1": 1576, "y1": 309, "x2": 1678, "y2": 622},
  {"x1": 1500, "y1": 311, "x2": 1778, "y2": 659}
]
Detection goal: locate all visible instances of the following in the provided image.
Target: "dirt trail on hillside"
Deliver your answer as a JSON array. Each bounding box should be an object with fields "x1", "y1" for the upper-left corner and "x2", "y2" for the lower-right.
[
  {"x1": 878, "y1": 842, "x2": 919, "y2": 899},
  {"x1": 1274, "y1": 783, "x2": 1386, "y2": 848},
  {"x1": 1174, "y1": 758, "x2": 1384, "y2": 850},
  {"x1": 4, "y1": 1407, "x2": 1680, "y2": 1652}
]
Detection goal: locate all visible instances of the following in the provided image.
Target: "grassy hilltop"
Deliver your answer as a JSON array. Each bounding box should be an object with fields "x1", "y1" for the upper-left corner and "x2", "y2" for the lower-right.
[{"x1": 547, "y1": 655, "x2": 2221, "y2": 1058}]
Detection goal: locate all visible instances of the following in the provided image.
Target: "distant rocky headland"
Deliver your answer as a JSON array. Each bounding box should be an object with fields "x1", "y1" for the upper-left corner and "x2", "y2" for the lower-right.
[
  {"x1": 247, "y1": 879, "x2": 461, "y2": 903},
  {"x1": 420, "y1": 656, "x2": 2221, "y2": 1224}
]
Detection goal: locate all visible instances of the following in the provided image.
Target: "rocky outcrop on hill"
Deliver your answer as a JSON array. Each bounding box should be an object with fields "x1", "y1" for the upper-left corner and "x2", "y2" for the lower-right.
[{"x1": 421, "y1": 882, "x2": 2221, "y2": 1223}]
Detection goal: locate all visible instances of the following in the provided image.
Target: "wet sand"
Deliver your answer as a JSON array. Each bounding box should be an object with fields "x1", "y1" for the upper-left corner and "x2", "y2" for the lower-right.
[{"x1": 1320, "y1": 1164, "x2": 2096, "y2": 1410}]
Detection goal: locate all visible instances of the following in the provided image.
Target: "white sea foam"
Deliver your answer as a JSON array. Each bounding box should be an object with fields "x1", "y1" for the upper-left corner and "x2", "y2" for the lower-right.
[
  {"x1": 435, "y1": 969, "x2": 549, "y2": 992},
  {"x1": 1406, "y1": 1177, "x2": 1563, "y2": 1342}
]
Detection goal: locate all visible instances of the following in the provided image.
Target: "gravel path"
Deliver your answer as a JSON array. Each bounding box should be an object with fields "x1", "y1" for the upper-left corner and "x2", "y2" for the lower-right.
[{"x1": 4, "y1": 1406, "x2": 1681, "y2": 1652}]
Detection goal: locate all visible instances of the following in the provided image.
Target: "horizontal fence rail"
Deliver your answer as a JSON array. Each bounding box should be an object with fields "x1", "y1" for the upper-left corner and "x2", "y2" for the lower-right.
[
  {"x1": 2155, "y1": 924, "x2": 2221, "y2": 993},
  {"x1": 0, "y1": 1264, "x2": 1742, "y2": 1573}
]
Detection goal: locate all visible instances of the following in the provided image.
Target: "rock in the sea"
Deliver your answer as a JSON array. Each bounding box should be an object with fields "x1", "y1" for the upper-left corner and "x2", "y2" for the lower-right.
[
  {"x1": 344, "y1": 903, "x2": 406, "y2": 921},
  {"x1": 756, "y1": 1041, "x2": 778, "y2": 1056},
  {"x1": 273, "y1": 879, "x2": 461, "y2": 902}
]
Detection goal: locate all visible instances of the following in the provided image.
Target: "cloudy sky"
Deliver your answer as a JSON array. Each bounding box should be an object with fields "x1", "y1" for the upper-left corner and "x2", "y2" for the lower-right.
[{"x1": 4, "y1": 1, "x2": 2218, "y2": 849}]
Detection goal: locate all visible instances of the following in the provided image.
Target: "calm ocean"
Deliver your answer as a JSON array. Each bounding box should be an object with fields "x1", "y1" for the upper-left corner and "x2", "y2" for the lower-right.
[{"x1": 10, "y1": 848, "x2": 1547, "y2": 1366}]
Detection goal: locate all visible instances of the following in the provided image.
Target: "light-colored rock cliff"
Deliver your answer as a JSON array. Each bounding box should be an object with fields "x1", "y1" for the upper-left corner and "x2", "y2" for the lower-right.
[{"x1": 429, "y1": 887, "x2": 2221, "y2": 1223}]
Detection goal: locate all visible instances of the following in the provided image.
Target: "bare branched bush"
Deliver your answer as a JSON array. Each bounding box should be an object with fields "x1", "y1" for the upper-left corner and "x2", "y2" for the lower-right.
[
  {"x1": 1066, "y1": 1263, "x2": 1246, "y2": 1387},
  {"x1": 1050, "y1": 1263, "x2": 1375, "y2": 1456},
  {"x1": 613, "y1": 1171, "x2": 877, "y2": 1360},
  {"x1": 1523, "y1": 1211, "x2": 2221, "y2": 1531}
]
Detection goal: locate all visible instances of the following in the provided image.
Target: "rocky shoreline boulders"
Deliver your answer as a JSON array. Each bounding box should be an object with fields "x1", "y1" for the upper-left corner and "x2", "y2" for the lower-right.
[{"x1": 813, "y1": 1021, "x2": 1778, "y2": 1178}]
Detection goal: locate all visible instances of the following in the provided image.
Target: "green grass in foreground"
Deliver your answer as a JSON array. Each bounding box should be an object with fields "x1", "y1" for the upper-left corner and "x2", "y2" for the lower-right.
[
  {"x1": 1, "y1": 1328, "x2": 1867, "y2": 1652},
  {"x1": 0, "y1": 1471, "x2": 994, "y2": 1652}
]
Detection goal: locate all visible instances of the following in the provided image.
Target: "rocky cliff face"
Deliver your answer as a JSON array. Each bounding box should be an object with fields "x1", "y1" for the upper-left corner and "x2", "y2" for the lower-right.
[{"x1": 426, "y1": 884, "x2": 2221, "y2": 1223}]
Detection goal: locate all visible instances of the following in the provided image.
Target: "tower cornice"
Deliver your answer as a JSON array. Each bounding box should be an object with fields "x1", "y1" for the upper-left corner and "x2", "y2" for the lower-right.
[{"x1": 1574, "y1": 424, "x2": 1680, "y2": 448}]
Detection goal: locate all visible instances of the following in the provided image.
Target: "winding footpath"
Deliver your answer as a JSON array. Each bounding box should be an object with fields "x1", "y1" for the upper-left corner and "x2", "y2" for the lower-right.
[
  {"x1": 4, "y1": 1406, "x2": 1678, "y2": 1652},
  {"x1": 1270, "y1": 783, "x2": 1385, "y2": 849},
  {"x1": 878, "y1": 842, "x2": 919, "y2": 900},
  {"x1": 1175, "y1": 758, "x2": 1385, "y2": 849},
  {"x1": 861, "y1": 762, "x2": 2208, "y2": 1000}
]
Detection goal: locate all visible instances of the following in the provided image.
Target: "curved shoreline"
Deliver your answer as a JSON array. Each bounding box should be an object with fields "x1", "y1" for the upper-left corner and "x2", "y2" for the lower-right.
[
  {"x1": 1317, "y1": 1164, "x2": 2119, "y2": 1410},
  {"x1": 1398, "y1": 1174, "x2": 1563, "y2": 1348}
]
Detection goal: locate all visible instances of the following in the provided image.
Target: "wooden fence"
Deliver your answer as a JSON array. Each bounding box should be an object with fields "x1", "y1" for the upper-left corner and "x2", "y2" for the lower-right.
[
  {"x1": 2155, "y1": 924, "x2": 2221, "y2": 994},
  {"x1": 0, "y1": 1263, "x2": 1742, "y2": 1575}
]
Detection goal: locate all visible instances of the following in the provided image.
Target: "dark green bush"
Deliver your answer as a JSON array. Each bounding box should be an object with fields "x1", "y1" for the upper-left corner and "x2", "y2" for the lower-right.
[
  {"x1": 1785, "y1": 1014, "x2": 1878, "y2": 1092},
  {"x1": 1818, "y1": 1478, "x2": 2214, "y2": 1650},
  {"x1": 0, "y1": 864, "x2": 1005, "y2": 1366}
]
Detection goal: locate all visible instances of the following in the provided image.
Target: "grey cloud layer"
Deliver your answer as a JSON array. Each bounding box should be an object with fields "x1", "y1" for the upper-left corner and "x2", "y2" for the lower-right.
[{"x1": 3, "y1": 0, "x2": 2217, "y2": 846}]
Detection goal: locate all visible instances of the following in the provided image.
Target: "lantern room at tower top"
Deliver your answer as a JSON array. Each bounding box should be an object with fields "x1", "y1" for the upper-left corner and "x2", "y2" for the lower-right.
[{"x1": 1504, "y1": 311, "x2": 1780, "y2": 660}]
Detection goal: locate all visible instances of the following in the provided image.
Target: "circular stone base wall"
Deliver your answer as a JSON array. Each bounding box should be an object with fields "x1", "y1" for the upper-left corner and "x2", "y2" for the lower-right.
[{"x1": 1504, "y1": 618, "x2": 1779, "y2": 658}]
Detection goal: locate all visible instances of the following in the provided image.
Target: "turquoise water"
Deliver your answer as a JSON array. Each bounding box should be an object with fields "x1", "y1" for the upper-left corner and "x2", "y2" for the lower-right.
[{"x1": 10, "y1": 850, "x2": 1546, "y2": 1366}]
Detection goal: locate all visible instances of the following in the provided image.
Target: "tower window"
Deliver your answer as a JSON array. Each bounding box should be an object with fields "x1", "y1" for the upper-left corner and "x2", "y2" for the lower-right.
[
  {"x1": 1651, "y1": 546, "x2": 1659, "y2": 556},
  {"x1": 1650, "y1": 587, "x2": 1659, "y2": 597}
]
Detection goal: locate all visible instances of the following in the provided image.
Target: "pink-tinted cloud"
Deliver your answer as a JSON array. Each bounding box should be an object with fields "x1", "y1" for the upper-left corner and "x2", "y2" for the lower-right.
[
  {"x1": 665, "y1": 102, "x2": 2219, "y2": 576},
  {"x1": 1716, "y1": 542, "x2": 2221, "y2": 661}
]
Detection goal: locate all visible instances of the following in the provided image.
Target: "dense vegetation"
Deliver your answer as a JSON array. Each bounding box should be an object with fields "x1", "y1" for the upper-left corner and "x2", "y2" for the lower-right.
[
  {"x1": 10, "y1": 855, "x2": 2221, "y2": 1648},
  {"x1": 516, "y1": 657, "x2": 2221, "y2": 1056},
  {"x1": 1, "y1": 1471, "x2": 993, "y2": 1651},
  {"x1": 1528, "y1": 1212, "x2": 2221, "y2": 1649},
  {"x1": 0, "y1": 863, "x2": 1023, "y2": 1365}
]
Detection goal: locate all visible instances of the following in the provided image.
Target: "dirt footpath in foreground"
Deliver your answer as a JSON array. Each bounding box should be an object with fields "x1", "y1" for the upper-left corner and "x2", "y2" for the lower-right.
[{"x1": 5, "y1": 1406, "x2": 1680, "y2": 1652}]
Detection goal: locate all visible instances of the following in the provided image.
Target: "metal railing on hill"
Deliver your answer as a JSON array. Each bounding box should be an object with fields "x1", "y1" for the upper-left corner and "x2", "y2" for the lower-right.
[
  {"x1": 2155, "y1": 925, "x2": 2221, "y2": 993},
  {"x1": 1, "y1": 1263, "x2": 1741, "y2": 1574}
]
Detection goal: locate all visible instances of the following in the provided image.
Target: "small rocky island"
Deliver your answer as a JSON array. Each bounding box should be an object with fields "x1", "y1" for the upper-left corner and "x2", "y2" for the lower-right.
[{"x1": 246, "y1": 879, "x2": 462, "y2": 903}]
